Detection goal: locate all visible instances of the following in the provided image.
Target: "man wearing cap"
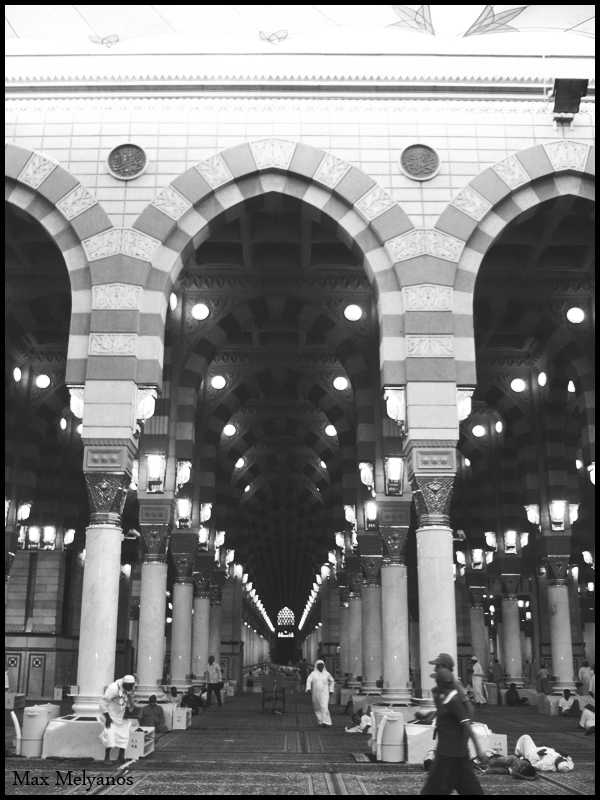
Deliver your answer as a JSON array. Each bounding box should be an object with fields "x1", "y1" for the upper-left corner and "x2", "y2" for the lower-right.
[
  {"x1": 98, "y1": 674, "x2": 136, "y2": 765},
  {"x1": 429, "y1": 653, "x2": 471, "y2": 709},
  {"x1": 421, "y1": 666, "x2": 488, "y2": 794},
  {"x1": 470, "y1": 657, "x2": 486, "y2": 707}
]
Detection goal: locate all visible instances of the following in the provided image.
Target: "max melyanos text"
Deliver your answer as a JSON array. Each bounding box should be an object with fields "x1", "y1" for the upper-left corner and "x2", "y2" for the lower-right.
[{"x1": 13, "y1": 770, "x2": 134, "y2": 790}]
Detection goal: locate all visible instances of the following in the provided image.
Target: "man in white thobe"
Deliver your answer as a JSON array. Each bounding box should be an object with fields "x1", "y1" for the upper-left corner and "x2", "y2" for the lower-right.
[
  {"x1": 470, "y1": 656, "x2": 486, "y2": 706},
  {"x1": 306, "y1": 659, "x2": 335, "y2": 727},
  {"x1": 515, "y1": 734, "x2": 574, "y2": 772},
  {"x1": 98, "y1": 674, "x2": 136, "y2": 764}
]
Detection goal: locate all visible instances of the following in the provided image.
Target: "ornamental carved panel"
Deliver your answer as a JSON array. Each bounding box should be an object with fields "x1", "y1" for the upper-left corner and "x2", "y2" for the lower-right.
[
  {"x1": 17, "y1": 153, "x2": 57, "y2": 189},
  {"x1": 85, "y1": 473, "x2": 129, "y2": 516},
  {"x1": 406, "y1": 335, "x2": 454, "y2": 358},
  {"x1": 92, "y1": 284, "x2": 141, "y2": 310},
  {"x1": 84, "y1": 446, "x2": 130, "y2": 472},
  {"x1": 544, "y1": 555, "x2": 569, "y2": 583},
  {"x1": 57, "y1": 184, "x2": 98, "y2": 220},
  {"x1": 492, "y1": 155, "x2": 529, "y2": 190},
  {"x1": 82, "y1": 229, "x2": 160, "y2": 262},
  {"x1": 250, "y1": 138, "x2": 296, "y2": 170},
  {"x1": 195, "y1": 154, "x2": 234, "y2": 189},
  {"x1": 172, "y1": 553, "x2": 194, "y2": 579},
  {"x1": 543, "y1": 140, "x2": 590, "y2": 173},
  {"x1": 385, "y1": 229, "x2": 464, "y2": 263},
  {"x1": 403, "y1": 284, "x2": 453, "y2": 311},
  {"x1": 381, "y1": 528, "x2": 409, "y2": 562},
  {"x1": 361, "y1": 555, "x2": 382, "y2": 586},
  {"x1": 209, "y1": 585, "x2": 223, "y2": 606},
  {"x1": 140, "y1": 525, "x2": 170, "y2": 560},
  {"x1": 151, "y1": 185, "x2": 192, "y2": 221},
  {"x1": 399, "y1": 144, "x2": 440, "y2": 181},
  {"x1": 314, "y1": 153, "x2": 352, "y2": 189},
  {"x1": 410, "y1": 475, "x2": 455, "y2": 524},
  {"x1": 450, "y1": 185, "x2": 492, "y2": 221},
  {"x1": 88, "y1": 334, "x2": 137, "y2": 357},
  {"x1": 107, "y1": 144, "x2": 147, "y2": 180},
  {"x1": 348, "y1": 573, "x2": 363, "y2": 595},
  {"x1": 355, "y1": 185, "x2": 396, "y2": 221}
]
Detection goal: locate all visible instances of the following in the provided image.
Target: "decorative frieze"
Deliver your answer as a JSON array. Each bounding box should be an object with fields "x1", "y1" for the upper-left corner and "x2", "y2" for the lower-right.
[
  {"x1": 410, "y1": 448, "x2": 457, "y2": 473},
  {"x1": 450, "y1": 185, "x2": 492, "y2": 221},
  {"x1": 403, "y1": 284, "x2": 452, "y2": 311},
  {"x1": 84, "y1": 445, "x2": 131, "y2": 472},
  {"x1": 250, "y1": 138, "x2": 296, "y2": 170},
  {"x1": 85, "y1": 472, "x2": 129, "y2": 523},
  {"x1": 543, "y1": 140, "x2": 590, "y2": 173},
  {"x1": 56, "y1": 184, "x2": 98, "y2": 220},
  {"x1": 88, "y1": 333, "x2": 137, "y2": 356},
  {"x1": 410, "y1": 474, "x2": 455, "y2": 527},
  {"x1": 82, "y1": 229, "x2": 161, "y2": 262},
  {"x1": 354, "y1": 185, "x2": 396, "y2": 221},
  {"x1": 314, "y1": 153, "x2": 352, "y2": 189},
  {"x1": 195, "y1": 154, "x2": 234, "y2": 189},
  {"x1": 492, "y1": 154, "x2": 530, "y2": 190},
  {"x1": 92, "y1": 283, "x2": 141, "y2": 310},
  {"x1": 385, "y1": 229, "x2": 465, "y2": 263},
  {"x1": 17, "y1": 152, "x2": 57, "y2": 189},
  {"x1": 406, "y1": 335, "x2": 454, "y2": 357},
  {"x1": 151, "y1": 185, "x2": 192, "y2": 220}
]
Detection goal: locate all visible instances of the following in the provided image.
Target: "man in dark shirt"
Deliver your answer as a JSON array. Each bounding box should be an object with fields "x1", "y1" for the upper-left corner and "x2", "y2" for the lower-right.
[
  {"x1": 297, "y1": 658, "x2": 310, "y2": 690},
  {"x1": 180, "y1": 686, "x2": 203, "y2": 715},
  {"x1": 420, "y1": 667, "x2": 488, "y2": 795}
]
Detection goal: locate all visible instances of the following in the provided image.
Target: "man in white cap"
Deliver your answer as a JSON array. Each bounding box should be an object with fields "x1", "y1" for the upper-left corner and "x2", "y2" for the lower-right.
[
  {"x1": 98, "y1": 674, "x2": 136, "y2": 765},
  {"x1": 470, "y1": 657, "x2": 486, "y2": 707}
]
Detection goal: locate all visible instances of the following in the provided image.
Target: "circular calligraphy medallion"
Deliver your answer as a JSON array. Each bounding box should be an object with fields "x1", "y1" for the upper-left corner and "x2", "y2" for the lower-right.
[
  {"x1": 399, "y1": 144, "x2": 441, "y2": 181},
  {"x1": 106, "y1": 143, "x2": 148, "y2": 180}
]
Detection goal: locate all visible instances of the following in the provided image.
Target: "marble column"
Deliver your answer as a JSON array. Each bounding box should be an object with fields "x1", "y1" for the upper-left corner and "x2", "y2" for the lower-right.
[
  {"x1": 192, "y1": 584, "x2": 210, "y2": 680},
  {"x1": 73, "y1": 472, "x2": 130, "y2": 715},
  {"x1": 170, "y1": 576, "x2": 194, "y2": 685},
  {"x1": 543, "y1": 556, "x2": 576, "y2": 691},
  {"x1": 584, "y1": 622, "x2": 595, "y2": 665},
  {"x1": 410, "y1": 472, "x2": 457, "y2": 701},
  {"x1": 468, "y1": 588, "x2": 489, "y2": 674},
  {"x1": 339, "y1": 588, "x2": 350, "y2": 679},
  {"x1": 501, "y1": 596, "x2": 523, "y2": 686},
  {"x1": 381, "y1": 528, "x2": 410, "y2": 700},
  {"x1": 361, "y1": 557, "x2": 383, "y2": 691},
  {"x1": 347, "y1": 575, "x2": 363, "y2": 685},
  {"x1": 208, "y1": 585, "x2": 222, "y2": 663}
]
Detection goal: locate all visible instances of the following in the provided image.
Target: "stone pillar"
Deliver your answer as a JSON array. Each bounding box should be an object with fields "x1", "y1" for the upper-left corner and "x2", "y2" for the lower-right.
[
  {"x1": 381, "y1": 528, "x2": 411, "y2": 699},
  {"x1": 339, "y1": 587, "x2": 350, "y2": 679},
  {"x1": 468, "y1": 588, "x2": 489, "y2": 674},
  {"x1": 192, "y1": 584, "x2": 210, "y2": 680},
  {"x1": 545, "y1": 557, "x2": 576, "y2": 691},
  {"x1": 410, "y1": 470, "x2": 457, "y2": 701},
  {"x1": 361, "y1": 556, "x2": 383, "y2": 691},
  {"x1": 347, "y1": 574, "x2": 363, "y2": 685},
  {"x1": 170, "y1": 576, "x2": 194, "y2": 686},
  {"x1": 208, "y1": 585, "x2": 222, "y2": 664},
  {"x1": 73, "y1": 471, "x2": 130, "y2": 715},
  {"x1": 501, "y1": 595, "x2": 523, "y2": 686},
  {"x1": 584, "y1": 621, "x2": 595, "y2": 665}
]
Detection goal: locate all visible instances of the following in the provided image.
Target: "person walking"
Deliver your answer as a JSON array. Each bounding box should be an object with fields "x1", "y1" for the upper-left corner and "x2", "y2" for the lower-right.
[
  {"x1": 205, "y1": 655, "x2": 223, "y2": 708},
  {"x1": 470, "y1": 657, "x2": 486, "y2": 707},
  {"x1": 578, "y1": 661, "x2": 593, "y2": 695},
  {"x1": 297, "y1": 658, "x2": 310, "y2": 691},
  {"x1": 98, "y1": 674, "x2": 137, "y2": 765},
  {"x1": 420, "y1": 667, "x2": 488, "y2": 795},
  {"x1": 306, "y1": 659, "x2": 335, "y2": 728},
  {"x1": 537, "y1": 664, "x2": 550, "y2": 694}
]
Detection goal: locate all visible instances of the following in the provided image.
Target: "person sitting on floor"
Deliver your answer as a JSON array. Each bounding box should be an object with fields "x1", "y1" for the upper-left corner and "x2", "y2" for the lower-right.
[
  {"x1": 168, "y1": 686, "x2": 180, "y2": 705},
  {"x1": 558, "y1": 689, "x2": 580, "y2": 718},
  {"x1": 514, "y1": 734, "x2": 574, "y2": 772},
  {"x1": 138, "y1": 694, "x2": 169, "y2": 733},
  {"x1": 180, "y1": 686, "x2": 204, "y2": 715},
  {"x1": 505, "y1": 682, "x2": 529, "y2": 706},
  {"x1": 579, "y1": 704, "x2": 595, "y2": 735},
  {"x1": 344, "y1": 705, "x2": 372, "y2": 733}
]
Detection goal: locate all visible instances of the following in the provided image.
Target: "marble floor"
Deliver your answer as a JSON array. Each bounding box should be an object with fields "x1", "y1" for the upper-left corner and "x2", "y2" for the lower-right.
[{"x1": 5, "y1": 682, "x2": 595, "y2": 795}]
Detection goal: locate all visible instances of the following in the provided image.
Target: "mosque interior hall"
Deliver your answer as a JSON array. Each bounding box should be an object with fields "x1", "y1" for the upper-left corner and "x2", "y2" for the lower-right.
[{"x1": 3, "y1": 3, "x2": 596, "y2": 790}]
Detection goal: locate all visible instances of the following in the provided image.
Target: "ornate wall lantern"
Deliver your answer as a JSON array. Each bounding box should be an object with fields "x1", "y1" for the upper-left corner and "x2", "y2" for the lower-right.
[
  {"x1": 364, "y1": 501, "x2": 378, "y2": 531},
  {"x1": 384, "y1": 456, "x2": 404, "y2": 495},
  {"x1": 359, "y1": 462, "x2": 375, "y2": 496},
  {"x1": 383, "y1": 386, "x2": 406, "y2": 434},
  {"x1": 146, "y1": 454, "x2": 166, "y2": 493},
  {"x1": 549, "y1": 500, "x2": 566, "y2": 531}
]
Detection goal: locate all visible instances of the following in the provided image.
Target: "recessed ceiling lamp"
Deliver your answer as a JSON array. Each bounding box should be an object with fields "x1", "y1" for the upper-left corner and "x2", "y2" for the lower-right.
[
  {"x1": 472, "y1": 425, "x2": 486, "y2": 438},
  {"x1": 244, "y1": 485, "x2": 250, "y2": 493},
  {"x1": 567, "y1": 381, "x2": 576, "y2": 393},
  {"x1": 325, "y1": 424, "x2": 337, "y2": 437},
  {"x1": 191, "y1": 303, "x2": 210, "y2": 320},
  {"x1": 211, "y1": 375, "x2": 226, "y2": 390},
  {"x1": 235, "y1": 457, "x2": 245, "y2": 469},
  {"x1": 13, "y1": 367, "x2": 22, "y2": 382},
  {"x1": 333, "y1": 376, "x2": 349, "y2": 391},
  {"x1": 169, "y1": 293, "x2": 178, "y2": 311},
  {"x1": 223, "y1": 424, "x2": 237, "y2": 437},
  {"x1": 464, "y1": 458, "x2": 471, "y2": 466},
  {"x1": 77, "y1": 424, "x2": 83, "y2": 435},
  {"x1": 495, "y1": 421, "x2": 503, "y2": 433},
  {"x1": 510, "y1": 378, "x2": 526, "y2": 393},
  {"x1": 320, "y1": 460, "x2": 327, "y2": 469},
  {"x1": 60, "y1": 418, "x2": 67, "y2": 430},
  {"x1": 538, "y1": 372, "x2": 547, "y2": 387},
  {"x1": 566, "y1": 307, "x2": 585, "y2": 324},
  {"x1": 35, "y1": 374, "x2": 51, "y2": 389},
  {"x1": 344, "y1": 304, "x2": 363, "y2": 321}
]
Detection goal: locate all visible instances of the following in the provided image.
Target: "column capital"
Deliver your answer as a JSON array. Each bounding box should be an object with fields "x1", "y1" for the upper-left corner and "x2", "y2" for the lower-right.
[
  {"x1": 361, "y1": 555, "x2": 382, "y2": 587},
  {"x1": 543, "y1": 554, "x2": 570, "y2": 585},
  {"x1": 500, "y1": 574, "x2": 520, "y2": 599},
  {"x1": 209, "y1": 585, "x2": 223, "y2": 607},
  {"x1": 84, "y1": 472, "x2": 130, "y2": 526},
  {"x1": 468, "y1": 587, "x2": 486, "y2": 608},
  {"x1": 381, "y1": 527, "x2": 409, "y2": 564},
  {"x1": 172, "y1": 553, "x2": 195, "y2": 580},
  {"x1": 174, "y1": 576, "x2": 195, "y2": 586},
  {"x1": 338, "y1": 586, "x2": 350, "y2": 605},
  {"x1": 410, "y1": 474, "x2": 455, "y2": 528}
]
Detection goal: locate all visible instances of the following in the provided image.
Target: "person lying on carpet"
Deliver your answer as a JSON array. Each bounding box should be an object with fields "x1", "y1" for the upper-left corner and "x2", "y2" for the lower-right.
[
  {"x1": 514, "y1": 734, "x2": 574, "y2": 771},
  {"x1": 473, "y1": 752, "x2": 537, "y2": 780},
  {"x1": 344, "y1": 705, "x2": 372, "y2": 733}
]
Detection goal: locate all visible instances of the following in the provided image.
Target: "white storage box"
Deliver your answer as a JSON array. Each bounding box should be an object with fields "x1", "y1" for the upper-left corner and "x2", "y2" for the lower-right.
[
  {"x1": 172, "y1": 706, "x2": 192, "y2": 730},
  {"x1": 125, "y1": 726, "x2": 155, "y2": 761}
]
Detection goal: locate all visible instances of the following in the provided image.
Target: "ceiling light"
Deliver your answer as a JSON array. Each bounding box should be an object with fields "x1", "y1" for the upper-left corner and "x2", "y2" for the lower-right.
[
  {"x1": 223, "y1": 423, "x2": 237, "y2": 436},
  {"x1": 76, "y1": 424, "x2": 83, "y2": 435},
  {"x1": 576, "y1": 459, "x2": 583, "y2": 470},
  {"x1": 13, "y1": 367, "x2": 22, "y2": 382},
  {"x1": 60, "y1": 418, "x2": 67, "y2": 430},
  {"x1": 566, "y1": 307, "x2": 585, "y2": 324},
  {"x1": 495, "y1": 421, "x2": 503, "y2": 433},
  {"x1": 169, "y1": 293, "x2": 178, "y2": 311},
  {"x1": 320, "y1": 460, "x2": 327, "y2": 469},
  {"x1": 35, "y1": 374, "x2": 51, "y2": 389},
  {"x1": 191, "y1": 302, "x2": 210, "y2": 320},
  {"x1": 325, "y1": 424, "x2": 337, "y2": 437},
  {"x1": 344, "y1": 304, "x2": 363, "y2": 322},
  {"x1": 472, "y1": 425, "x2": 485, "y2": 438},
  {"x1": 244, "y1": 485, "x2": 250, "y2": 493},
  {"x1": 510, "y1": 378, "x2": 526, "y2": 393},
  {"x1": 333, "y1": 376, "x2": 349, "y2": 391},
  {"x1": 235, "y1": 457, "x2": 245, "y2": 469},
  {"x1": 211, "y1": 375, "x2": 226, "y2": 390},
  {"x1": 464, "y1": 458, "x2": 470, "y2": 466},
  {"x1": 567, "y1": 381, "x2": 576, "y2": 393},
  {"x1": 538, "y1": 372, "x2": 547, "y2": 387}
]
